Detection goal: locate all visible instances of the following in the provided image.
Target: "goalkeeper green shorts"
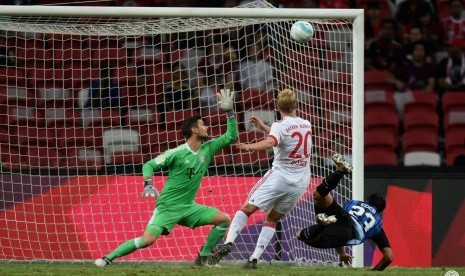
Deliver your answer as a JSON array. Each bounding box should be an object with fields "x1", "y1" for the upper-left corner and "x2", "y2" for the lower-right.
[{"x1": 146, "y1": 204, "x2": 218, "y2": 236}]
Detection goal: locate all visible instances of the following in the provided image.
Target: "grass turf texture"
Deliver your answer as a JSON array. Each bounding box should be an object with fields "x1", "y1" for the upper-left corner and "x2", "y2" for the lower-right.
[{"x1": 0, "y1": 263, "x2": 464, "y2": 276}]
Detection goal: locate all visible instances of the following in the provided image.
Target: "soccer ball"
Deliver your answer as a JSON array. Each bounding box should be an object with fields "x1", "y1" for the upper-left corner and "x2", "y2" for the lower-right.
[{"x1": 290, "y1": 21, "x2": 314, "y2": 44}]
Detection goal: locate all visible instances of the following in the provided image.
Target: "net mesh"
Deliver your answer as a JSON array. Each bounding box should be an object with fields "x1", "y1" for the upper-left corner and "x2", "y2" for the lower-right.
[{"x1": 0, "y1": 0, "x2": 354, "y2": 265}]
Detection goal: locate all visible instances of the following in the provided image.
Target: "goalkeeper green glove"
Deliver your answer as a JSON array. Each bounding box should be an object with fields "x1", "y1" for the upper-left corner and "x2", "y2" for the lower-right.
[
  {"x1": 217, "y1": 88, "x2": 235, "y2": 112},
  {"x1": 142, "y1": 179, "x2": 159, "y2": 198}
]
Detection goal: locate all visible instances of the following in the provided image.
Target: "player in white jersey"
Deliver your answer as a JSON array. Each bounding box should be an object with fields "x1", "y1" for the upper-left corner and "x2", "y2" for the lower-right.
[{"x1": 209, "y1": 89, "x2": 312, "y2": 269}]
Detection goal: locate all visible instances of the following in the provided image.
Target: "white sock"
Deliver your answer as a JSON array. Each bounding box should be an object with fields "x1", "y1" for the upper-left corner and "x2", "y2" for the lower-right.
[
  {"x1": 250, "y1": 225, "x2": 276, "y2": 260},
  {"x1": 225, "y1": 210, "x2": 249, "y2": 244}
]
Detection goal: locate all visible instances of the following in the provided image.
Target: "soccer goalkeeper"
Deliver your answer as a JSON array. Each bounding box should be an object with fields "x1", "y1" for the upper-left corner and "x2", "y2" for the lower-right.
[{"x1": 95, "y1": 89, "x2": 238, "y2": 267}]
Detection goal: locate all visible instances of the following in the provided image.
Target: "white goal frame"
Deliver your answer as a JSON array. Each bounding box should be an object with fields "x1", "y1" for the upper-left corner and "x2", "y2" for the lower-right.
[{"x1": 0, "y1": 5, "x2": 364, "y2": 267}]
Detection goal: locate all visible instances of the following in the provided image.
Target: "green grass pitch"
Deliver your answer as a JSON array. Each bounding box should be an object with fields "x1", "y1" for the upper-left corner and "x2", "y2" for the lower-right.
[{"x1": 0, "y1": 263, "x2": 464, "y2": 276}]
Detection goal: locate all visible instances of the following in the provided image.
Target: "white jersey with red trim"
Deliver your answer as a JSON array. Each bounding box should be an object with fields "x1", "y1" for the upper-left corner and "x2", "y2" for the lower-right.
[{"x1": 268, "y1": 116, "x2": 312, "y2": 186}]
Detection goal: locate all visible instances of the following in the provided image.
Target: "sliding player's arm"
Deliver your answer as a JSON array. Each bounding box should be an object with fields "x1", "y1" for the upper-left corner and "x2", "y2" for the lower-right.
[
  {"x1": 335, "y1": 246, "x2": 353, "y2": 265},
  {"x1": 141, "y1": 150, "x2": 175, "y2": 198},
  {"x1": 371, "y1": 229, "x2": 393, "y2": 271}
]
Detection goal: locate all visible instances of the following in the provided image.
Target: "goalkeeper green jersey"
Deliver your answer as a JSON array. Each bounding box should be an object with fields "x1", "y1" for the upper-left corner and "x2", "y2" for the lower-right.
[{"x1": 142, "y1": 116, "x2": 238, "y2": 209}]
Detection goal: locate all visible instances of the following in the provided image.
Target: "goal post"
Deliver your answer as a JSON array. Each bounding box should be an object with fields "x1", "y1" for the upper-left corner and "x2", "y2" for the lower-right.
[{"x1": 0, "y1": 1, "x2": 364, "y2": 267}]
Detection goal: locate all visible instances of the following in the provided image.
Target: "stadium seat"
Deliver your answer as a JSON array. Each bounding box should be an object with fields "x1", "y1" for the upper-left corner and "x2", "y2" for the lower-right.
[
  {"x1": 232, "y1": 149, "x2": 272, "y2": 167},
  {"x1": 403, "y1": 151, "x2": 441, "y2": 166},
  {"x1": 443, "y1": 111, "x2": 465, "y2": 133},
  {"x1": 364, "y1": 149, "x2": 398, "y2": 166},
  {"x1": 165, "y1": 110, "x2": 201, "y2": 130},
  {"x1": 213, "y1": 148, "x2": 232, "y2": 166},
  {"x1": 403, "y1": 111, "x2": 439, "y2": 133},
  {"x1": 243, "y1": 109, "x2": 276, "y2": 132},
  {"x1": 133, "y1": 47, "x2": 167, "y2": 66},
  {"x1": 241, "y1": 89, "x2": 275, "y2": 111},
  {"x1": 63, "y1": 148, "x2": 103, "y2": 171},
  {"x1": 403, "y1": 90, "x2": 438, "y2": 114},
  {"x1": 15, "y1": 47, "x2": 53, "y2": 69},
  {"x1": 91, "y1": 47, "x2": 128, "y2": 68},
  {"x1": 442, "y1": 92, "x2": 465, "y2": 115},
  {"x1": 446, "y1": 148, "x2": 465, "y2": 166},
  {"x1": 111, "y1": 151, "x2": 146, "y2": 165},
  {"x1": 52, "y1": 48, "x2": 91, "y2": 69},
  {"x1": 445, "y1": 130, "x2": 465, "y2": 157},
  {"x1": 43, "y1": 108, "x2": 82, "y2": 129},
  {"x1": 7, "y1": 107, "x2": 45, "y2": 127},
  {"x1": 364, "y1": 70, "x2": 393, "y2": 91},
  {"x1": 203, "y1": 110, "x2": 228, "y2": 126},
  {"x1": 37, "y1": 88, "x2": 74, "y2": 108},
  {"x1": 0, "y1": 126, "x2": 9, "y2": 145},
  {"x1": 20, "y1": 145, "x2": 60, "y2": 169},
  {"x1": 82, "y1": 108, "x2": 122, "y2": 129},
  {"x1": 0, "y1": 145, "x2": 22, "y2": 169},
  {"x1": 364, "y1": 110, "x2": 399, "y2": 134},
  {"x1": 402, "y1": 130, "x2": 438, "y2": 154},
  {"x1": 11, "y1": 125, "x2": 55, "y2": 148},
  {"x1": 364, "y1": 129, "x2": 398, "y2": 152},
  {"x1": 238, "y1": 131, "x2": 266, "y2": 144},
  {"x1": 102, "y1": 128, "x2": 141, "y2": 164},
  {"x1": 125, "y1": 107, "x2": 160, "y2": 127},
  {"x1": 0, "y1": 68, "x2": 27, "y2": 88},
  {"x1": 314, "y1": 129, "x2": 351, "y2": 159},
  {"x1": 0, "y1": 86, "x2": 36, "y2": 107},
  {"x1": 364, "y1": 89, "x2": 396, "y2": 114},
  {"x1": 55, "y1": 127, "x2": 102, "y2": 149}
]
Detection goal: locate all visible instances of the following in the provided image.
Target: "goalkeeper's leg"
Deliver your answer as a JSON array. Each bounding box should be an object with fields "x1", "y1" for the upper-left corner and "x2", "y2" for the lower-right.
[{"x1": 94, "y1": 229, "x2": 162, "y2": 267}]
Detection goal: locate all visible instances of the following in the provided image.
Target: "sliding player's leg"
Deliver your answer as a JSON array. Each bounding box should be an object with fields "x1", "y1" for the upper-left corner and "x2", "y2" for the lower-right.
[
  {"x1": 296, "y1": 153, "x2": 354, "y2": 248},
  {"x1": 94, "y1": 208, "x2": 172, "y2": 267},
  {"x1": 314, "y1": 153, "x2": 352, "y2": 209},
  {"x1": 179, "y1": 204, "x2": 230, "y2": 266}
]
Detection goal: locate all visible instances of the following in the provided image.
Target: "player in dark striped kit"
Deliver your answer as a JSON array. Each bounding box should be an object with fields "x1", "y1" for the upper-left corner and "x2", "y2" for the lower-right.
[{"x1": 296, "y1": 153, "x2": 393, "y2": 271}]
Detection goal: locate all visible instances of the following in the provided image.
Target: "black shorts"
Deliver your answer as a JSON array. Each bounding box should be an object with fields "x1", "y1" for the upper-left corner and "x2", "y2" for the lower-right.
[{"x1": 299, "y1": 200, "x2": 355, "y2": 249}]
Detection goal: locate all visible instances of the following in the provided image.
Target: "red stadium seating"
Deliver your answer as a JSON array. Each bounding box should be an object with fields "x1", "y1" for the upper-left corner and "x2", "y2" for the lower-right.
[
  {"x1": 0, "y1": 68, "x2": 27, "y2": 87},
  {"x1": 241, "y1": 89, "x2": 275, "y2": 111},
  {"x1": 364, "y1": 70, "x2": 393, "y2": 91},
  {"x1": 165, "y1": 110, "x2": 201, "y2": 130},
  {"x1": 232, "y1": 149, "x2": 271, "y2": 167},
  {"x1": 365, "y1": 129, "x2": 398, "y2": 152},
  {"x1": 20, "y1": 145, "x2": 60, "y2": 169},
  {"x1": 404, "y1": 91, "x2": 438, "y2": 114},
  {"x1": 364, "y1": 89, "x2": 396, "y2": 114},
  {"x1": 364, "y1": 110, "x2": 399, "y2": 134},
  {"x1": 443, "y1": 111, "x2": 465, "y2": 133},
  {"x1": 445, "y1": 130, "x2": 465, "y2": 157},
  {"x1": 442, "y1": 92, "x2": 465, "y2": 115},
  {"x1": 403, "y1": 111, "x2": 439, "y2": 133},
  {"x1": 0, "y1": 145, "x2": 22, "y2": 169},
  {"x1": 402, "y1": 130, "x2": 438, "y2": 154},
  {"x1": 365, "y1": 149, "x2": 398, "y2": 166},
  {"x1": 62, "y1": 148, "x2": 103, "y2": 171}
]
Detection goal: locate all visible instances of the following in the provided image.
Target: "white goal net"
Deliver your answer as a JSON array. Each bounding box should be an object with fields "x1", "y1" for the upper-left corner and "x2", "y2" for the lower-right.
[{"x1": 0, "y1": 0, "x2": 364, "y2": 266}]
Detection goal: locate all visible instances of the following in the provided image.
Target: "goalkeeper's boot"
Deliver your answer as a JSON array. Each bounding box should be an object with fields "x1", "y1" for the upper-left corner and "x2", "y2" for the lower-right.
[
  {"x1": 243, "y1": 258, "x2": 258, "y2": 269},
  {"x1": 194, "y1": 248, "x2": 210, "y2": 267},
  {"x1": 331, "y1": 153, "x2": 353, "y2": 173},
  {"x1": 208, "y1": 242, "x2": 232, "y2": 265},
  {"x1": 94, "y1": 256, "x2": 111, "y2": 267}
]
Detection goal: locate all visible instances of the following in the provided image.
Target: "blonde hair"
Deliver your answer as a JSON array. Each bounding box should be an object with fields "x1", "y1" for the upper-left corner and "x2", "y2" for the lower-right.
[{"x1": 277, "y1": 89, "x2": 297, "y2": 113}]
